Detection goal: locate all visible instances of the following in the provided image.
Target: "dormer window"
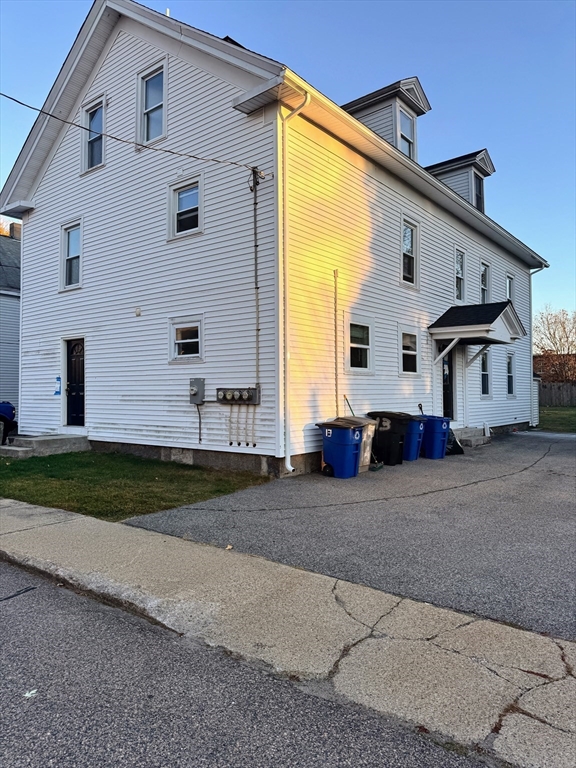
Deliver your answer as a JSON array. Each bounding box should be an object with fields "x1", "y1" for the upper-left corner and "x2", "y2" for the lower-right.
[
  {"x1": 474, "y1": 174, "x2": 484, "y2": 212},
  {"x1": 400, "y1": 110, "x2": 414, "y2": 158}
]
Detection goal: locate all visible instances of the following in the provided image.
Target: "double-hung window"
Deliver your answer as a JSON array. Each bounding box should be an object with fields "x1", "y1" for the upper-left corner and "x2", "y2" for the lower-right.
[
  {"x1": 507, "y1": 353, "x2": 515, "y2": 395},
  {"x1": 455, "y1": 249, "x2": 465, "y2": 301},
  {"x1": 481, "y1": 351, "x2": 490, "y2": 396},
  {"x1": 506, "y1": 274, "x2": 514, "y2": 302},
  {"x1": 84, "y1": 102, "x2": 104, "y2": 170},
  {"x1": 480, "y1": 263, "x2": 489, "y2": 303},
  {"x1": 62, "y1": 223, "x2": 81, "y2": 288},
  {"x1": 169, "y1": 316, "x2": 204, "y2": 362},
  {"x1": 402, "y1": 220, "x2": 417, "y2": 285},
  {"x1": 400, "y1": 328, "x2": 419, "y2": 374},
  {"x1": 350, "y1": 323, "x2": 370, "y2": 369},
  {"x1": 141, "y1": 67, "x2": 164, "y2": 142},
  {"x1": 168, "y1": 176, "x2": 203, "y2": 239},
  {"x1": 399, "y1": 110, "x2": 415, "y2": 158},
  {"x1": 474, "y1": 174, "x2": 484, "y2": 212},
  {"x1": 346, "y1": 314, "x2": 374, "y2": 373}
]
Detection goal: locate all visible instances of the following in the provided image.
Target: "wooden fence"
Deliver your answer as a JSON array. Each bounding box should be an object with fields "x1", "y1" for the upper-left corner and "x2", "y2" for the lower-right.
[{"x1": 539, "y1": 382, "x2": 576, "y2": 407}]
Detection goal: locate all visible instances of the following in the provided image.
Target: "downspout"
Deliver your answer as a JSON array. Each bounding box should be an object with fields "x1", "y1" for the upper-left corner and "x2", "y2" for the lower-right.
[{"x1": 281, "y1": 90, "x2": 311, "y2": 473}]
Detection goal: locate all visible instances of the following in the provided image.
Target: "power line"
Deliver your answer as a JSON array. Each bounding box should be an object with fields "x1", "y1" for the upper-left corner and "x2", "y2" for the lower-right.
[{"x1": 1, "y1": 92, "x2": 269, "y2": 176}]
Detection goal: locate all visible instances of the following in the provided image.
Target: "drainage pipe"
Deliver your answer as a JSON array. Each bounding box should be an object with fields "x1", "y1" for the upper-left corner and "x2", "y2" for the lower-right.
[{"x1": 281, "y1": 90, "x2": 311, "y2": 473}]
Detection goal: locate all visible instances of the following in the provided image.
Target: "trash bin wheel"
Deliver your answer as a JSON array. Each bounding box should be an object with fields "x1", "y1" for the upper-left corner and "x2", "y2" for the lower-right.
[{"x1": 322, "y1": 463, "x2": 334, "y2": 477}]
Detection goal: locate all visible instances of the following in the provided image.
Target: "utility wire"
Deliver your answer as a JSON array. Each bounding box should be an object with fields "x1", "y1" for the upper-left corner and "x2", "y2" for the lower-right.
[{"x1": 1, "y1": 92, "x2": 269, "y2": 176}]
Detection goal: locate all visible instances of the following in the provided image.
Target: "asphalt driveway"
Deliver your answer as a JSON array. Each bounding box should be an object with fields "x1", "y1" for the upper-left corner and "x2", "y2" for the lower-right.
[{"x1": 127, "y1": 432, "x2": 576, "y2": 640}]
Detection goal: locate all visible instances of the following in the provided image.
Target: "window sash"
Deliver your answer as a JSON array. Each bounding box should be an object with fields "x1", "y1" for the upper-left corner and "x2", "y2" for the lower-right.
[
  {"x1": 64, "y1": 226, "x2": 81, "y2": 287},
  {"x1": 350, "y1": 323, "x2": 370, "y2": 368},
  {"x1": 401, "y1": 332, "x2": 418, "y2": 373},
  {"x1": 399, "y1": 110, "x2": 414, "y2": 157},
  {"x1": 481, "y1": 352, "x2": 490, "y2": 395},
  {"x1": 455, "y1": 250, "x2": 464, "y2": 300},
  {"x1": 87, "y1": 106, "x2": 103, "y2": 168},
  {"x1": 174, "y1": 326, "x2": 200, "y2": 357},
  {"x1": 507, "y1": 355, "x2": 514, "y2": 394},
  {"x1": 475, "y1": 174, "x2": 484, "y2": 212},
  {"x1": 143, "y1": 70, "x2": 164, "y2": 142},
  {"x1": 176, "y1": 185, "x2": 199, "y2": 233},
  {"x1": 480, "y1": 265, "x2": 489, "y2": 303},
  {"x1": 402, "y1": 223, "x2": 416, "y2": 283}
]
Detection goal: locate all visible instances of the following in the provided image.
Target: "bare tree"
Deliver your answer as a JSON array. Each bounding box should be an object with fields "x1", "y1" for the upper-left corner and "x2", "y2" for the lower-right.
[
  {"x1": 0, "y1": 219, "x2": 9, "y2": 237},
  {"x1": 533, "y1": 306, "x2": 576, "y2": 382}
]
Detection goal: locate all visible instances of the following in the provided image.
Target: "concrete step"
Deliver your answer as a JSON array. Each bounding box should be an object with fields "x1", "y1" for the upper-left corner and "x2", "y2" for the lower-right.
[
  {"x1": 9, "y1": 435, "x2": 90, "y2": 457},
  {"x1": 453, "y1": 427, "x2": 486, "y2": 439},
  {"x1": 459, "y1": 435, "x2": 491, "y2": 448},
  {"x1": 0, "y1": 445, "x2": 34, "y2": 459}
]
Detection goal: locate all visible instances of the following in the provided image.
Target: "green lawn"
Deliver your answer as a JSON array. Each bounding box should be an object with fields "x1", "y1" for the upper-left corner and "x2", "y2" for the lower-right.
[
  {"x1": 538, "y1": 407, "x2": 576, "y2": 433},
  {"x1": 0, "y1": 452, "x2": 268, "y2": 521}
]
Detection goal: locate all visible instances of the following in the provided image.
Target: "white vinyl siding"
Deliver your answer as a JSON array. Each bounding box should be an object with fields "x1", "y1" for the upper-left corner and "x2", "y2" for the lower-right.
[
  {"x1": 350, "y1": 103, "x2": 395, "y2": 144},
  {"x1": 435, "y1": 169, "x2": 471, "y2": 202},
  {"x1": 18, "y1": 22, "x2": 278, "y2": 454},
  {"x1": 285, "y1": 115, "x2": 533, "y2": 449}
]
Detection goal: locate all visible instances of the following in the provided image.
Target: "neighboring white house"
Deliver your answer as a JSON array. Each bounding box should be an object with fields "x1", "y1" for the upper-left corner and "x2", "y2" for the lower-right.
[
  {"x1": 0, "y1": 0, "x2": 548, "y2": 474},
  {"x1": 0, "y1": 223, "x2": 21, "y2": 414}
]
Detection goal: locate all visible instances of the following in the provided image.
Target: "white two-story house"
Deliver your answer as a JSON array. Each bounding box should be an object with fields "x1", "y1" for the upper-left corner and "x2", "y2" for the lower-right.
[{"x1": 0, "y1": 0, "x2": 548, "y2": 474}]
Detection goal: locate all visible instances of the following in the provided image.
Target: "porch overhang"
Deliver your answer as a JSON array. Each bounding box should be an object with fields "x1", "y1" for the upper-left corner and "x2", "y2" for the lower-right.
[{"x1": 428, "y1": 301, "x2": 527, "y2": 347}]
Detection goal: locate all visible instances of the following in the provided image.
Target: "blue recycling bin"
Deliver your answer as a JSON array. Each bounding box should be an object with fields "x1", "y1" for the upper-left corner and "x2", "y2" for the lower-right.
[
  {"x1": 403, "y1": 416, "x2": 427, "y2": 461},
  {"x1": 421, "y1": 415, "x2": 451, "y2": 459},
  {"x1": 316, "y1": 418, "x2": 364, "y2": 478}
]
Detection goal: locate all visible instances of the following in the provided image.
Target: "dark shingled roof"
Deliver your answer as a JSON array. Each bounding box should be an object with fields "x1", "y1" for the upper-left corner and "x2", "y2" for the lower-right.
[
  {"x1": 428, "y1": 301, "x2": 512, "y2": 329},
  {"x1": 0, "y1": 234, "x2": 21, "y2": 292}
]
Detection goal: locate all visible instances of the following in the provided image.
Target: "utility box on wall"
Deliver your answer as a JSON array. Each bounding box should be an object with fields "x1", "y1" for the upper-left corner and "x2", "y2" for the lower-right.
[{"x1": 189, "y1": 378, "x2": 205, "y2": 404}]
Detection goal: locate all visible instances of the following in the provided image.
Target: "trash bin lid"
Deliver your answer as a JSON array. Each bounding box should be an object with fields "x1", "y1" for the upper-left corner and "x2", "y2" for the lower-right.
[
  {"x1": 316, "y1": 417, "x2": 375, "y2": 429},
  {"x1": 367, "y1": 411, "x2": 413, "y2": 422}
]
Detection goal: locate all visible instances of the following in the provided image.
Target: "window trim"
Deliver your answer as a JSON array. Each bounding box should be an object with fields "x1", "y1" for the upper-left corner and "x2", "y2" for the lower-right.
[
  {"x1": 506, "y1": 352, "x2": 516, "y2": 398},
  {"x1": 399, "y1": 108, "x2": 415, "y2": 159},
  {"x1": 400, "y1": 215, "x2": 420, "y2": 289},
  {"x1": 455, "y1": 246, "x2": 466, "y2": 302},
  {"x1": 506, "y1": 273, "x2": 515, "y2": 303},
  {"x1": 167, "y1": 173, "x2": 205, "y2": 241},
  {"x1": 81, "y1": 96, "x2": 106, "y2": 174},
  {"x1": 398, "y1": 324, "x2": 421, "y2": 377},
  {"x1": 480, "y1": 349, "x2": 492, "y2": 399},
  {"x1": 473, "y1": 172, "x2": 484, "y2": 213},
  {"x1": 168, "y1": 315, "x2": 205, "y2": 364},
  {"x1": 345, "y1": 313, "x2": 375, "y2": 374},
  {"x1": 60, "y1": 219, "x2": 83, "y2": 291},
  {"x1": 480, "y1": 261, "x2": 491, "y2": 304},
  {"x1": 137, "y1": 59, "x2": 167, "y2": 146}
]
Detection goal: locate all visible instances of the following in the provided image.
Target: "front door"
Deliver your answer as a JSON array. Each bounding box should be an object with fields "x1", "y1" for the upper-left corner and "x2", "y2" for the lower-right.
[
  {"x1": 66, "y1": 339, "x2": 85, "y2": 426},
  {"x1": 441, "y1": 345, "x2": 454, "y2": 420}
]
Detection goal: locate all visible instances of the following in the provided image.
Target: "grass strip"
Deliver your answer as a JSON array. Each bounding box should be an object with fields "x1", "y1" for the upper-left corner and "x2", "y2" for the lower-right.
[
  {"x1": 538, "y1": 406, "x2": 576, "y2": 433},
  {"x1": 0, "y1": 451, "x2": 268, "y2": 521}
]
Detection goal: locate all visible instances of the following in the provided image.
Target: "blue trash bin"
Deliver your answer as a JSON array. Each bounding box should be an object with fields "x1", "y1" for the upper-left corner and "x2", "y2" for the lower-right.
[
  {"x1": 316, "y1": 418, "x2": 364, "y2": 478},
  {"x1": 403, "y1": 416, "x2": 427, "y2": 461},
  {"x1": 421, "y1": 415, "x2": 451, "y2": 459}
]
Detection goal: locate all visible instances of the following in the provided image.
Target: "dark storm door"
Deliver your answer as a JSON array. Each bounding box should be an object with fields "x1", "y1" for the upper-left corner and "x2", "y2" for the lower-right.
[
  {"x1": 441, "y1": 346, "x2": 454, "y2": 420},
  {"x1": 66, "y1": 339, "x2": 85, "y2": 426}
]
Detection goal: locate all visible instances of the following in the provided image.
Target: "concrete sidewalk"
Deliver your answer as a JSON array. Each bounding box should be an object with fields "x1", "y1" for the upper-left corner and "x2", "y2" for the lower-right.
[{"x1": 1, "y1": 498, "x2": 574, "y2": 768}]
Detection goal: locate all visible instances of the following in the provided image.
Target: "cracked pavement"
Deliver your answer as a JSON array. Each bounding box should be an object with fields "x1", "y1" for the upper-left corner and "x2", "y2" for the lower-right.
[
  {"x1": 1, "y1": 496, "x2": 575, "y2": 768},
  {"x1": 127, "y1": 432, "x2": 576, "y2": 639}
]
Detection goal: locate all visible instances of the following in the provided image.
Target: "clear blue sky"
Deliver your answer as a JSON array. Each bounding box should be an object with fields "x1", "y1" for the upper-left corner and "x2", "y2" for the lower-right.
[{"x1": 1, "y1": 0, "x2": 574, "y2": 314}]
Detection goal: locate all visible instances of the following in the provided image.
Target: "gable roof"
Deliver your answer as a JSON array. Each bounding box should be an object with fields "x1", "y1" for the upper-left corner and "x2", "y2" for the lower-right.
[
  {"x1": 0, "y1": 0, "x2": 548, "y2": 272},
  {"x1": 426, "y1": 149, "x2": 496, "y2": 178},
  {"x1": 428, "y1": 301, "x2": 526, "y2": 345},
  {"x1": 341, "y1": 77, "x2": 431, "y2": 117}
]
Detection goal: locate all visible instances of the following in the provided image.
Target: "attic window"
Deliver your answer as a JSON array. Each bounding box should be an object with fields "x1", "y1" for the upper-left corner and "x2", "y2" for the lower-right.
[
  {"x1": 87, "y1": 105, "x2": 103, "y2": 168},
  {"x1": 399, "y1": 110, "x2": 414, "y2": 158},
  {"x1": 474, "y1": 174, "x2": 484, "y2": 212},
  {"x1": 141, "y1": 67, "x2": 165, "y2": 142}
]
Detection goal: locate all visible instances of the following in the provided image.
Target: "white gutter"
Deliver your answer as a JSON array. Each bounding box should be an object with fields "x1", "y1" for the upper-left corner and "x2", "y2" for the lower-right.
[{"x1": 281, "y1": 89, "x2": 311, "y2": 473}]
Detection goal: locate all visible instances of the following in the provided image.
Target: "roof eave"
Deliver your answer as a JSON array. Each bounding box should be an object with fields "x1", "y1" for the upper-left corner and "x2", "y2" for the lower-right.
[{"x1": 277, "y1": 70, "x2": 548, "y2": 270}]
